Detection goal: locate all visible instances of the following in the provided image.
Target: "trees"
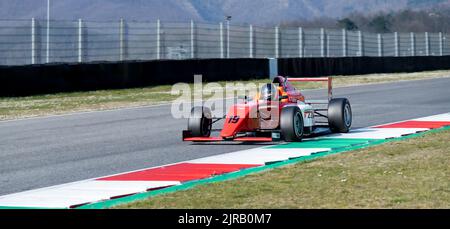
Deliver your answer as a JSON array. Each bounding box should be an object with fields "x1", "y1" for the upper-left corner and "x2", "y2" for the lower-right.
[
  {"x1": 337, "y1": 18, "x2": 358, "y2": 31},
  {"x1": 368, "y1": 15, "x2": 392, "y2": 33},
  {"x1": 280, "y1": 7, "x2": 450, "y2": 33}
]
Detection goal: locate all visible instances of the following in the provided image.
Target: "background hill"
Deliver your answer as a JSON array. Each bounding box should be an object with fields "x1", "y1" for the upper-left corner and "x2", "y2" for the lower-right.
[{"x1": 0, "y1": 0, "x2": 448, "y2": 24}]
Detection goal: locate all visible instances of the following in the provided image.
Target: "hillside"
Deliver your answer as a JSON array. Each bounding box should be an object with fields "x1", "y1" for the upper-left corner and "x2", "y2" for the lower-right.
[{"x1": 0, "y1": 0, "x2": 448, "y2": 25}]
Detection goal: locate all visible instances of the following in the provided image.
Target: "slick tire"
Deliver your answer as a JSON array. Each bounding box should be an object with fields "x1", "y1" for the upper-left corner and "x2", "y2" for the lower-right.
[
  {"x1": 328, "y1": 98, "x2": 352, "y2": 133},
  {"x1": 280, "y1": 106, "x2": 304, "y2": 142},
  {"x1": 188, "y1": 107, "x2": 212, "y2": 137}
]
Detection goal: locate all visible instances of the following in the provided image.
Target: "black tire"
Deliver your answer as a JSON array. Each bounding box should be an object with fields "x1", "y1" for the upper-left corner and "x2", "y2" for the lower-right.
[
  {"x1": 188, "y1": 107, "x2": 212, "y2": 137},
  {"x1": 328, "y1": 98, "x2": 352, "y2": 133},
  {"x1": 280, "y1": 106, "x2": 304, "y2": 142}
]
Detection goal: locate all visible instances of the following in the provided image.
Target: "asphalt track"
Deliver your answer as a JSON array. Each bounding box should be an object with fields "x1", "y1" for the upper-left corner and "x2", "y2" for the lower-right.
[{"x1": 0, "y1": 77, "x2": 449, "y2": 196}]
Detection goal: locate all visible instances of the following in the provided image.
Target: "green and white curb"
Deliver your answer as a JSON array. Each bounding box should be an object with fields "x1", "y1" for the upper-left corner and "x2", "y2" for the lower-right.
[{"x1": 0, "y1": 113, "x2": 449, "y2": 209}]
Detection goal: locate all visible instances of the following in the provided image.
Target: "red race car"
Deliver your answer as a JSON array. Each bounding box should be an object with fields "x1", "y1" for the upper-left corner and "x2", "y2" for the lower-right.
[{"x1": 183, "y1": 76, "x2": 352, "y2": 143}]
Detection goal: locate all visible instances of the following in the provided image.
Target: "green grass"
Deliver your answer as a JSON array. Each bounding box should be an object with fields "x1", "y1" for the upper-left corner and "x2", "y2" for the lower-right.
[
  {"x1": 116, "y1": 129, "x2": 450, "y2": 209},
  {"x1": 1, "y1": 70, "x2": 449, "y2": 121}
]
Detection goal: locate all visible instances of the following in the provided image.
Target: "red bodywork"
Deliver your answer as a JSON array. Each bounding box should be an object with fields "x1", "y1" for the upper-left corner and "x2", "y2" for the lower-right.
[
  {"x1": 183, "y1": 76, "x2": 332, "y2": 142},
  {"x1": 220, "y1": 103, "x2": 260, "y2": 138}
]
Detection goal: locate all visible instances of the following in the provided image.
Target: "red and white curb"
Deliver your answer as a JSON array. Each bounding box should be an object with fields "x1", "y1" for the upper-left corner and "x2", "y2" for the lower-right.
[
  {"x1": 0, "y1": 181, "x2": 179, "y2": 208},
  {"x1": 0, "y1": 113, "x2": 449, "y2": 209},
  {"x1": 324, "y1": 128, "x2": 429, "y2": 139},
  {"x1": 188, "y1": 148, "x2": 329, "y2": 165}
]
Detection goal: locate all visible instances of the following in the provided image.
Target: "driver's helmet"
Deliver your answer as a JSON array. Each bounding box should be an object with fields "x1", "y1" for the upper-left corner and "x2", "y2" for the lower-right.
[{"x1": 260, "y1": 83, "x2": 279, "y2": 101}]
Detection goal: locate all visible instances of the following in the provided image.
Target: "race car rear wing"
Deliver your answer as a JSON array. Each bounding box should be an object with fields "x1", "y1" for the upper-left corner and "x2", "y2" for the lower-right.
[{"x1": 287, "y1": 77, "x2": 333, "y2": 102}]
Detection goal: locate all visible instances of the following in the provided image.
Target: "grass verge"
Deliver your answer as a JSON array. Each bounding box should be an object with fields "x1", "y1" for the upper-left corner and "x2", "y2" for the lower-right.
[
  {"x1": 1, "y1": 70, "x2": 449, "y2": 121},
  {"x1": 116, "y1": 129, "x2": 450, "y2": 209}
]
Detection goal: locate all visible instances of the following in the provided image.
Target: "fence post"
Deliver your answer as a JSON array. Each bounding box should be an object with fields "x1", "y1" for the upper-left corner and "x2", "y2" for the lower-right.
[
  {"x1": 394, "y1": 32, "x2": 399, "y2": 57},
  {"x1": 190, "y1": 20, "x2": 195, "y2": 59},
  {"x1": 31, "y1": 18, "x2": 36, "y2": 64},
  {"x1": 249, "y1": 24, "x2": 253, "y2": 58},
  {"x1": 219, "y1": 22, "x2": 224, "y2": 58},
  {"x1": 410, "y1": 32, "x2": 415, "y2": 56},
  {"x1": 156, "y1": 19, "x2": 161, "y2": 60},
  {"x1": 326, "y1": 31, "x2": 330, "y2": 57},
  {"x1": 275, "y1": 26, "x2": 279, "y2": 58},
  {"x1": 78, "y1": 19, "x2": 83, "y2": 63},
  {"x1": 342, "y1": 29, "x2": 347, "y2": 57},
  {"x1": 378, "y1": 34, "x2": 383, "y2": 57},
  {"x1": 299, "y1": 27, "x2": 303, "y2": 58},
  {"x1": 358, "y1": 31, "x2": 363, "y2": 57},
  {"x1": 226, "y1": 20, "x2": 230, "y2": 58},
  {"x1": 46, "y1": 10, "x2": 50, "y2": 63},
  {"x1": 425, "y1": 32, "x2": 430, "y2": 56},
  {"x1": 321, "y1": 28, "x2": 325, "y2": 57},
  {"x1": 119, "y1": 18, "x2": 125, "y2": 61},
  {"x1": 439, "y1": 32, "x2": 443, "y2": 56}
]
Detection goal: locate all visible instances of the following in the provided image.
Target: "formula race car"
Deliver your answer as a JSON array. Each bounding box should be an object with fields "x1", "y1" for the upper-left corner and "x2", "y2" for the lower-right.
[{"x1": 183, "y1": 76, "x2": 352, "y2": 142}]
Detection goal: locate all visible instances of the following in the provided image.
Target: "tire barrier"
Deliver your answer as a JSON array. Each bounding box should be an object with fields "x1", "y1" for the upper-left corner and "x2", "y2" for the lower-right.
[
  {"x1": 0, "y1": 56, "x2": 449, "y2": 97},
  {"x1": 278, "y1": 56, "x2": 450, "y2": 77},
  {"x1": 0, "y1": 58, "x2": 269, "y2": 97}
]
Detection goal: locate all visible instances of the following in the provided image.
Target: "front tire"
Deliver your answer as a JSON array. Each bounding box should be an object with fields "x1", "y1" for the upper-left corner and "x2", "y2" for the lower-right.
[
  {"x1": 188, "y1": 107, "x2": 212, "y2": 137},
  {"x1": 328, "y1": 98, "x2": 352, "y2": 133},
  {"x1": 280, "y1": 106, "x2": 304, "y2": 142}
]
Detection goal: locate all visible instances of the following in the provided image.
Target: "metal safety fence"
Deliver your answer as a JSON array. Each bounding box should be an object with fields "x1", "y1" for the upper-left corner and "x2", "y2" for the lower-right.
[{"x1": 1, "y1": 19, "x2": 449, "y2": 66}]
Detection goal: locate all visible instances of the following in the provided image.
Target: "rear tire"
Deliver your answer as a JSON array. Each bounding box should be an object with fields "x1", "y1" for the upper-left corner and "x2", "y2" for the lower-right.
[
  {"x1": 280, "y1": 106, "x2": 304, "y2": 142},
  {"x1": 328, "y1": 98, "x2": 352, "y2": 133},
  {"x1": 188, "y1": 107, "x2": 212, "y2": 137}
]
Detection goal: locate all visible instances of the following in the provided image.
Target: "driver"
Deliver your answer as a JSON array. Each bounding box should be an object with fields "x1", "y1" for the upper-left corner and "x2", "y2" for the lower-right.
[
  {"x1": 256, "y1": 83, "x2": 288, "y2": 103},
  {"x1": 260, "y1": 83, "x2": 278, "y2": 101}
]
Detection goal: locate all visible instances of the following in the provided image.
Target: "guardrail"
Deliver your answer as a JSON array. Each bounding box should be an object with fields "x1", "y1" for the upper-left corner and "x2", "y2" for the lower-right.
[{"x1": 0, "y1": 19, "x2": 449, "y2": 66}]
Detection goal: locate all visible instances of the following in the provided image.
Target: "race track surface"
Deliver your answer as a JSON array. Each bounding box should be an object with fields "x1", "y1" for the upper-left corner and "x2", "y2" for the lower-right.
[{"x1": 0, "y1": 77, "x2": 449, "y2": 195}]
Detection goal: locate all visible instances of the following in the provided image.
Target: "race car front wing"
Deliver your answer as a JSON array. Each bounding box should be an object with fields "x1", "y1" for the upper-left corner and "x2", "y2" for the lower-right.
[{"x1": 182, "y1": 130, "x2": 278, "y2": 142}]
